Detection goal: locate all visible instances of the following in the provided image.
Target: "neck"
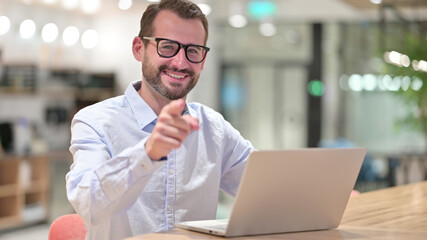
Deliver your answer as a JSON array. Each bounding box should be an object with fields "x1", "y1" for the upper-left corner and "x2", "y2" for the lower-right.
[{"x1": 138, "y1": 79, "x2": 186, "y2": 115}]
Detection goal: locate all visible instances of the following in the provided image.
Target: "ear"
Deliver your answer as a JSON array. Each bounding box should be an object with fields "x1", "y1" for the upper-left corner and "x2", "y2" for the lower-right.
[
  {"x1": 132, "y1": 36, "x2": 144, "y2": 62},
  {"x1": 200, "y1": 55, "x2": 207, "y2": 70}
]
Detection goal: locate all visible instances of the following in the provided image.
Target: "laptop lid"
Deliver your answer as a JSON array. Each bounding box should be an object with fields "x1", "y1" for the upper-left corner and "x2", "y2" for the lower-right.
[{"x1": 177, "y1": 148, "x2": 366, "y2": 237}]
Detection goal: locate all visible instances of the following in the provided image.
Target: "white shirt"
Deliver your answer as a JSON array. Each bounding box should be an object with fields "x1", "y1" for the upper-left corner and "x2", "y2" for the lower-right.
[{"x1": 66, "y1": 81, "x2": 254, "y2": 240}]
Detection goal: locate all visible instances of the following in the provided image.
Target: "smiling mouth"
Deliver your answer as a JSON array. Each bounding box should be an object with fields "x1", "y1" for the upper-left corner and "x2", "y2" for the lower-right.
[
  {"x1": 165, "y1": 71, "x2": 186, "y2": 79},
  {"x1": 159, "y1": 65, "x2": 194, "y2": 81}
]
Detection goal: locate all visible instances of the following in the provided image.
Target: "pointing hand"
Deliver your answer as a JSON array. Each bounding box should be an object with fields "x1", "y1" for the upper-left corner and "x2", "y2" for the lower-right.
[{"x1": 145, "y1": 99, "x2": 199, "y2": 160}]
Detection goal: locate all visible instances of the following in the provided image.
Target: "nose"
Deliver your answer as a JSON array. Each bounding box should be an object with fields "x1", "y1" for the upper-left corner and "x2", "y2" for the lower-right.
[{"x1": 170, "y1": 47, "x2": 189, "y2": 68}]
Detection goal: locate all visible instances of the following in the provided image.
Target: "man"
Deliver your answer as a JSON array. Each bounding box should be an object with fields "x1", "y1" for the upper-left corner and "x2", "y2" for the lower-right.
[{"x1": 66, "y1": 0, "x2": 254, "y2": 239}]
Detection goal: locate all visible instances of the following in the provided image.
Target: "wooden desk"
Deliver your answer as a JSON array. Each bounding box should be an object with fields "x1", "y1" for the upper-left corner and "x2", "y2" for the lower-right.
[
  {"x1": 126, "y1": 181, "x2": 427, "y2": 240},
  {"x1": 341, "y1": 180, "x2": 427, "y2": 231}
]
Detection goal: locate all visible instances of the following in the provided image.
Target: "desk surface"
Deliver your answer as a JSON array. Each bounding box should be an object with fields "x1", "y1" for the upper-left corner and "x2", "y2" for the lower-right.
[
  {"x1": 341, "y1": 180, "x2": 427, "y2": 231},
  {"x1": 126, "y1": 181, "x2": 427, "y2": 240}
]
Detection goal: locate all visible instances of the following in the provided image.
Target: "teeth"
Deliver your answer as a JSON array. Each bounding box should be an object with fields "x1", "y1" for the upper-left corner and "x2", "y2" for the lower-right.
[{"x1": 166, "y1": 72, "x2": 185, "y2": 79}]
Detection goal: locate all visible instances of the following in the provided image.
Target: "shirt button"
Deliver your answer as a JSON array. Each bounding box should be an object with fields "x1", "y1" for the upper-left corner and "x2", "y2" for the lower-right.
[{"x1": 169, "y1": 169, "x2": 174, "y2": 175}]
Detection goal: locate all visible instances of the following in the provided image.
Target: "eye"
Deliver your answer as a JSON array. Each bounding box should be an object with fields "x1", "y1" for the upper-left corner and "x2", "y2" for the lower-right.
[
  {"x1": 187, "y1": 46, "x2": 203, "y2": 55},
  {"x1": 160, "y1": 43, "x2": 176, "y2": 50}
]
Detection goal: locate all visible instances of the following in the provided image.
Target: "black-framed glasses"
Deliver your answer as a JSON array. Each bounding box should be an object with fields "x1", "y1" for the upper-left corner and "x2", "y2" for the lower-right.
[{"x1": 141, "y1": 37, "x2": 210, "y2": 63}]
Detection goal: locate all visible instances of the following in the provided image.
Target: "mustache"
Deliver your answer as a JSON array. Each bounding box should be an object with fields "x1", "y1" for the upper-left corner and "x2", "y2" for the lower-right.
[{"x1": 159, "y1": 65, "x2": 194, "y2": 76}]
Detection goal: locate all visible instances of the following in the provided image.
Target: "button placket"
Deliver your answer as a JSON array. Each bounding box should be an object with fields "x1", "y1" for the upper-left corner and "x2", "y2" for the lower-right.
[{"x1": 165, "y1": 150, "x2": 176, "y2": 227}]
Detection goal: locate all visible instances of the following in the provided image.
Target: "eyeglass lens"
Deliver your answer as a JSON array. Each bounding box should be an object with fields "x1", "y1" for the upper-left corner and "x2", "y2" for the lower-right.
[{"x1": 157, "y1": 39, "x2": 206, "y2": 63}]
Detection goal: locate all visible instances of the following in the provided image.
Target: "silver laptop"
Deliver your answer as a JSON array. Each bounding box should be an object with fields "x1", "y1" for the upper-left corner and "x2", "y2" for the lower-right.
[{"x1": 176, "y1": 147, "x2": 366, "y2": 237}]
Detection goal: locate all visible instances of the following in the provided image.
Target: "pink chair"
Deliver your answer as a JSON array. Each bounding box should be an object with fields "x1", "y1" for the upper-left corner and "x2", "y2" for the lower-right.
[
  {"x1": 350, "y1": 190, "x2": 360, "y2": 197},
  {"x1": 48, "y1": 214, "x2": 87, "y2": 240}
]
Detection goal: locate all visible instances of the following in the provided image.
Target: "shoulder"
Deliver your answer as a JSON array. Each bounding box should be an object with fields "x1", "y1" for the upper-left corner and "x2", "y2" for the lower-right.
[
  {"x1": 188, "y1": 102, "x2": 225, "y2": 122},
  {"x1": 73, "y1": 95, "x2": 128, "y2": 122},
  {"x1": 188, "y1": 102, "x2": 237, "y2": 135}
]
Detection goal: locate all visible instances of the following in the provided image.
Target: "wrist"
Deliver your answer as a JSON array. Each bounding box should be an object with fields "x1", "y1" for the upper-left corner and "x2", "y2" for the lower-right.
[{"x1": 145, "y1": 139, "x2": 165, "y2": 161}]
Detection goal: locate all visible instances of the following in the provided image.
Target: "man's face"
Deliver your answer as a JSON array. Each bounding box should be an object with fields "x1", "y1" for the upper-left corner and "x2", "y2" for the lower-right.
[{"x1": 142, "y1": 10, "x2": 206, "y2": 100}]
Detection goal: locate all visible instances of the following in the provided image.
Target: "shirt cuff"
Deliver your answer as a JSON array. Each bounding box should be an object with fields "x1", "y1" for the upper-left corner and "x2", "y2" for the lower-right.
[{"x1": 135, "y1": 138, "x2": 166, "y2": 172}]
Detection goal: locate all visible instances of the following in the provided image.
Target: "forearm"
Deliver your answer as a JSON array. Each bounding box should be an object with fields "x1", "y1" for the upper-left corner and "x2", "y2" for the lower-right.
[{"x1": 66, "y1": 122, "x2": 165, "y2": 225}]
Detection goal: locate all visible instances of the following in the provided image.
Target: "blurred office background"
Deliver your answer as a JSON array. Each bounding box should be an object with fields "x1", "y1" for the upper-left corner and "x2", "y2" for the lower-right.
[{"x1": 0, "y1": 0, "x2": 426, "y2": 238}]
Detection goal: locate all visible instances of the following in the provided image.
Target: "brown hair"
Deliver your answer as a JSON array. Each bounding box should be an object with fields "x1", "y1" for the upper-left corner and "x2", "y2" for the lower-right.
[{"x1": 138, "y1": 0, "x2": 209, "y2": 45}]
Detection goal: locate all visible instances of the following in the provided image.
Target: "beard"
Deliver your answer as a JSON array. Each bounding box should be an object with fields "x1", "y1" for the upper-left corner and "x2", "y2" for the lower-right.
[{"x1": 142, "y1": 55, "x2": 198, "y2": 100}]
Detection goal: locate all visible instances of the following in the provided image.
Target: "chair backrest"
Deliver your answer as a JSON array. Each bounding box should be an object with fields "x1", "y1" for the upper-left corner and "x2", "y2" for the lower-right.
[
  {"x1": 350, "y1": 190, "x2": 360, "y2": 197},
  {"x1": 48, "y1": 214, "x2": 87, "y2": 240}
]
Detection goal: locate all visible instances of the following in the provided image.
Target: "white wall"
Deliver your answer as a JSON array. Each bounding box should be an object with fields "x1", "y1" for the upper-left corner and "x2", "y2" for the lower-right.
[{"x1": 88, "y1": 11, "x2": 142, "y2": 92}]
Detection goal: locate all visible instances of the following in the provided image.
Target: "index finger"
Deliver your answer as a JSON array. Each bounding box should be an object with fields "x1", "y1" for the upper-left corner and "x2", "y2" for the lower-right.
[{"x1": 162, "y1": 99, "x2": 186, "y2": 117}]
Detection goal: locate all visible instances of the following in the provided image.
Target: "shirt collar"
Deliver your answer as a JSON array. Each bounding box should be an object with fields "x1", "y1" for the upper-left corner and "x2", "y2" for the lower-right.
[
  {"x1": 125, "y1": 80, "x2": 194, "y2": 130},
  {"x1": 125, "y1": 80, "x2": 157, "y2": 130}
]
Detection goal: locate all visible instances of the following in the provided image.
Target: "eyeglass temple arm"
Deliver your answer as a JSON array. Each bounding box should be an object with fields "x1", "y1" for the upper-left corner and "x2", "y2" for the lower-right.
[{"x1": 141, "y1": 36, "x2": 155, "y2": 41}]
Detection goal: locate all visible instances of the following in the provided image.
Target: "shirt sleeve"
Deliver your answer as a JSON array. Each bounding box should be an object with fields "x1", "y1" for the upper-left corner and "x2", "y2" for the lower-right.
[
  {"x1": 66, "y1": 116, "x2": 165, "y2": 226},
  {"x1": 219, "y1": 117, "x2": 255, "y2": 196}
]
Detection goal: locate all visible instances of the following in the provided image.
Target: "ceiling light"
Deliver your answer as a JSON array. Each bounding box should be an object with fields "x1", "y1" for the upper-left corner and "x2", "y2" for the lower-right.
[
  {"x1": 401, "y1": 76, "x2": 411, "y2": 91},
  {"x1": 198, "y1": 3, "x2": 211, "y2": 16},
  {"x1": 20, "y1": 19, "x2": 36, "y2": 39},
  {"x1": 413, "y1": 60, "x2": 427, "y2": 73},
  {"x1": 388, "y1": 51, "x2": 402, "y2": 65},
  {"x1": 0, "y1": 16, "x2": 11, "y2": 35},
  {"x1": 370, "y1": 0, "x2": 382, "y2": 4},
  {"x1": 384, "y1": 51, "x2": 411, "y2": 68},
  {"x1": 62, "y1": 0, "x2": 79, "y2": 10},
  {"x1": 81, "y1": 0, "x2": 100, "y2": 14},
  {"x1": 362, "y1": 74, "x2": 377, "y2": 91},
  {"x1": 411, "y1": 77, "x2": 423, "y2": 91},
  {"x1": 248, "y1": 1, "x2": 277, "y2": 19},
  {"x1": 228, "y1": 15, "x2": 247, "y2": 28},
  {"x1": 259, "y1": 22, "x2": 276, "y2": 37},
  {"x1": 119, "y1": 0, "x2": 132, "y2": 10},
  {"x1": 400, "y1": 55, "x2": 410, "y2": 67},
  {"x1": 42, "y1": 0, "x2": 57, "y2": 4},
  {"x1": 42, "y1": 23, "x2": 59, "y2": 43},
  {"x1": 63, "y1": 26, "x2": 80, "y2": 46},
  {"x1": 348, "y1": 74, "x2": 363, "y2": 92},
  {"x1": 81, "y1": 29, "x2": 99, "y2": 49}
]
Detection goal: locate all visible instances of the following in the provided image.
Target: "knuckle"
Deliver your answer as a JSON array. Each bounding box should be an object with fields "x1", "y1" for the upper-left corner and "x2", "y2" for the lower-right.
[
  {"x1": 156, "y1": 124, "x2": 166, "y2": 133},
  {"x1": 158, "y1": 114, "x2": 169, "y2": 123},
  {"x1": 174, "y1": 141, "x2": 182, "y2": 149},
  {"x1": 152, "y1": 134, "x2": 162, "y2": 143}
]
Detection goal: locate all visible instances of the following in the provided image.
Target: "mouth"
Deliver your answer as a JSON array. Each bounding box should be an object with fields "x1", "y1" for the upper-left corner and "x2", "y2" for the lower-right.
[
  {"x1": 159, "y1": 65, "x2": 194, "y2": 84},
  {"x1": 164, "y1": 71, "x2": 187, "y2": 80}
]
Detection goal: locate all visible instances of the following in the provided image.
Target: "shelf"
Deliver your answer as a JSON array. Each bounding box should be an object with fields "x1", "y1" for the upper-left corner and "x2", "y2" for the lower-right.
[
  {"x1": 76, "y1": 88, "x2": 115, "y2": 101},
  {"x1": 0, "y1": 66, "x2": 116, "y2": 104},
  {"x1": 0, "y1": 155, "x2": 49, "y2": 231},
  {"x1": 25, "y1": 192, "x2": 47, "y2": 206},
  {"x1": 0, "y1": 216, "x2": 22, "y2": 229},
  {"x1": 0, "y1": 157, "x2": 20, "y2": 186},
  {"x1": 0, "y1": 87, "x2": 34, "y2": 94},
  {"x1": 0, "y1": 184, "x2": 20, "y2": 198},
  {"x1": 0, "y1": 195, "x2": 21, "y2": 219},
  {"x1": 25, "y1": 180, "x2": 49, "y2": 193},
  {"x1": 0, "y1": 65, "x2": 37, "y2": 93}
]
